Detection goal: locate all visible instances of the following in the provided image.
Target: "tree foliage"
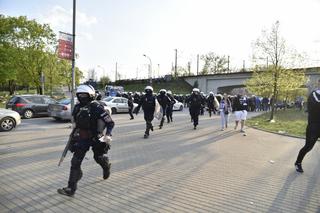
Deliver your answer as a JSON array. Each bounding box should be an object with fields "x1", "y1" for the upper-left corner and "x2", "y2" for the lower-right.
[
  {"x1": 0, "y1": 15, "x2": 83, "y2": 95},
  {"x1": 246, "y1": 21, "x2": 307, "y2": 120},
  {"x1": 200, "y1": 52, "x2": 228, "y2": 75}
]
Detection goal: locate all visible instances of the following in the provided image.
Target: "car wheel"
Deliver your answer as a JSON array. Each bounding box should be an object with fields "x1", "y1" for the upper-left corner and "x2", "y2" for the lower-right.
[
  {"x1": 23, "y1": 109, "x2": 34, "y2": 119},
  {"x1": 179, "y1": 105, "x2": 183, "y2": 111},
  {"x1": 111, "y1": 108, "x2": 117, "y2": 114},
  {"x1": 0, "y1": 117, "x2": 16, "y2": 131}
]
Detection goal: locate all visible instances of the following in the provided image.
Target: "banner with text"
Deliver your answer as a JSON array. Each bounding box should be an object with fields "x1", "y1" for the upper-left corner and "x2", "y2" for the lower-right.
[{"x1": 58, "y1": 32, "x2": 73, "y2": 60}]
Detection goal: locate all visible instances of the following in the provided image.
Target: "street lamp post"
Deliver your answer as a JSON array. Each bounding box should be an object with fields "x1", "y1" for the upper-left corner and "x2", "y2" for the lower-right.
[{"x1": 143, "y1": 54, "x2": 152, "y2": 85}]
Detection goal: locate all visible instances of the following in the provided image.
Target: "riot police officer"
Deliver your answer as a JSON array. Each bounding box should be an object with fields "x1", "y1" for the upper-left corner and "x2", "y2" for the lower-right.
[
  {"x1": 58, "y1": 85, "x2": 114, "y2": 197},
  {"x1": 136, "y1": 86, "x2": 156, "y2": 138},
  {"x1": 157, "y1": 89, "x2": 169, "y2": 129},
  {"x1": 207, "y1": 92, "x2": 218, "y2": 117},
  {"x1": 127, "y1": 92, "x2": 134, "y2": 120},
  {"x1": 187, "y1": 88, "x2": 202, "y2": 129},
  {"x1": 166, "y1": 90, "x2": 175, "y2": 123}
]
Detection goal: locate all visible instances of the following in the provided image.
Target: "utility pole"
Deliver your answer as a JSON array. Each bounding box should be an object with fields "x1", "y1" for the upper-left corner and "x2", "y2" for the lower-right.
[
  {"x1": 158, "y1": 64, "x2": 160, "y2": 78},
  {"x1": 243, "y1": 60, "x2": 246, "y2": 71},
  {"x1": 174, "y1": 49, "x2": 177, "y2": 77},
  {"x1": 115, "y1": 62, "x2": 118, "y2": 82},
  {"x1": 188, "y1": 61, "x2": 191, "y2": 76},
  {"x1": 227, "y1": 55, "x2": 230, "y2": 72},
  {"x1": 70, "y1": 0, "x2": 76, "y2": 112},
  {"x1": 197, "y1": 54, "x2": 199, "y2": 75}
]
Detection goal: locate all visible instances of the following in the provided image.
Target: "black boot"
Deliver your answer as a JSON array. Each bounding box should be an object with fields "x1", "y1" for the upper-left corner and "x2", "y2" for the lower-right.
[
  {"x1": 295, "y1": 163, "x2": 304, "y2": 173},
  {"x1": 144, "y1": 134, "x2": 149, "y2": 139},
  {"x1": 103, "y1": 163, "x2": 111, "y2": 179},
  {"x1": 57, "y1": 187, "x2": 75, "y2": 197}
]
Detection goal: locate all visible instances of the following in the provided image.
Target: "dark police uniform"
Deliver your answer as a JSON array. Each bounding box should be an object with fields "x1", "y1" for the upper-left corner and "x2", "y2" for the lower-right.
[
  {"x1": 157, "y1": 93, "x2": 169, "y2": 128},
  {"x1": 188, "y1": 93, "x2": 202, "y2": 129},
  {"x1": 60, "y1": 100, "x2": 114, "y2": 196},
  {"x1": 136, "y1": 92, "x2": 156, "y2": 138},
  {"x1": 166, "y1": 93, "x2": 176, "y2": 123}
]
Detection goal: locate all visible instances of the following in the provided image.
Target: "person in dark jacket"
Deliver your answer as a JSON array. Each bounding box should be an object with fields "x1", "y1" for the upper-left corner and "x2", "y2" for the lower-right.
[
  {"x1": 166, "y1": 90, "x2": 176, "y2": 123},
  {"x1": 127, "y1": 92, "x2": 134, "y2": 120},
  {"x1": 135, "y1": 86, "x2": 156, "y2": 138},
  {"x1": 207, "y1": 92, "x2": 218, "y2": 117},
  {"x1": 187, "y1": 88, "x2": 202, "y2": 129},
  {"x1": 157, "y1": 89, "x2": 169, "y2": 129},
  {"x1": 295, "y1": 80, "x2": 320, "y2": 173},
  {"x1": 58, "y1": 85, "x2": 114, "y2": 197}
]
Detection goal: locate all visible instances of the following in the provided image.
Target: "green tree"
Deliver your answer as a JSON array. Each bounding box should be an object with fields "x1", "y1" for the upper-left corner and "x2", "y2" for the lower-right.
[
  {"x1": 200, "y1": 52, "x2": 228, "y2": 75},
  {"x1": 99, "y1": 76, "x2": 111, "y2": 89},
  {"x1": 246, "y1": 21, "x2": 307, "y2": 121},
  {"x1": 0, "y1": 15, "x2": 56, "y2": 94}
]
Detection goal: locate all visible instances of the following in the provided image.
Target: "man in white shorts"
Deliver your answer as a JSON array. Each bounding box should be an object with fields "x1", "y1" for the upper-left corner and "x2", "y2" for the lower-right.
[{"x1": 233, "y1": 94, "x2": 248, "y2": 133}]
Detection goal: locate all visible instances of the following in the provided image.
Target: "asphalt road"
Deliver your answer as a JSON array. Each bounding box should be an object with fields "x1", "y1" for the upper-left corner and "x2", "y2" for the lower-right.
[{"x1": 0, "y1": 109, "x2": 319, "y2": 213}]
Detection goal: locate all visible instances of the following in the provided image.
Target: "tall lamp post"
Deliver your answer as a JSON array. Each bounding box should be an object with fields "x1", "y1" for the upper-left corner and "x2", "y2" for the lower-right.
[{"x1": 143, "y1": 54, "x2": 152, "y2": 85}]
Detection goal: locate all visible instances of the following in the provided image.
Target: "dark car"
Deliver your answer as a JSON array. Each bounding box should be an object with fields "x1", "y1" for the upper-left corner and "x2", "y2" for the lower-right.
[{"x1": 6, "y1": 95, "x2": 57, "y2": 119}]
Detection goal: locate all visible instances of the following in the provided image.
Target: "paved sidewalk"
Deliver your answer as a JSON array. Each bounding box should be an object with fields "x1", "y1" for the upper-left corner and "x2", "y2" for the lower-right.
[{"x1": 0, "y1": 111, "x2": 319, "y2": 212}]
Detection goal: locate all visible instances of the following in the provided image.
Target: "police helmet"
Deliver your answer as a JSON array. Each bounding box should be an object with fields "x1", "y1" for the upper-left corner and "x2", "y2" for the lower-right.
[
  {"x1": 145, "y1": 86, "x2": 153, "y2": 94},
  {"x1": 167, "y1": 90, "x2": 172, "y2": 95},
  {"x1": 159, "y1": 89, "x2": 166, "y2": 95},
  {"x1": 192, "y1": 88, "x2": 200, "y2": 94},
  {"x1": 76, "y1": 84, "x2": 95, "y2": 97}
]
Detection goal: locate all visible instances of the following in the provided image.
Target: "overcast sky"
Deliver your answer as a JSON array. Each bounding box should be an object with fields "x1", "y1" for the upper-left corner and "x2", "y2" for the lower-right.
[{"x1": 1, "y1": 0, "x2": 320, "y2": 81}]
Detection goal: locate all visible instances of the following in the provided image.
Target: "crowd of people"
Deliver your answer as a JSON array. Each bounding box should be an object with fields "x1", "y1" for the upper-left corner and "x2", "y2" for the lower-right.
[{"x1": 57, "y1": 80, "x2": 320, "y2": 197}]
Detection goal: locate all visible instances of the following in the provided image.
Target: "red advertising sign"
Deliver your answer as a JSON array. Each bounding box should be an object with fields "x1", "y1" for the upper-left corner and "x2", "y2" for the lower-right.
[{"x1": 58, "y1": 32, "x2": 73, "y2": 60}]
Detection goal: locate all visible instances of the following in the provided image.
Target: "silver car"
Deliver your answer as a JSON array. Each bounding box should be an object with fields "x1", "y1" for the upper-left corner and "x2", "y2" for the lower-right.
[
  {"x1": 0, "y1": 108, "x2": 21, "y2": 131},
  {"x1": 48, "y1": 98, "x2": 112, "y2": 121},
  {"x1": 48, "y1": 98, "x2": 76, "y2": 121},
  {"x1": 102, "y1": 97, "x2": 137, "y2": 114}
]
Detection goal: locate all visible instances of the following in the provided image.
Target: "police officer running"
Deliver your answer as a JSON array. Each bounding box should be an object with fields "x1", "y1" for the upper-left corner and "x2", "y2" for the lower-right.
[
  {"x1": 127, "y1": 92, "x2": 135, "y2": 120},
  {"x1": 207, "y1": 92, "x2": 218, "y2": 117},
  {"x1": 187, "y1": 88, "x2": 202, "y2": 129},
  {"x1": 157, "y1": 89, "x2": 169, "y2": 129},
  {"x1": 135, "y1": 86, "x2": 156, "y2": 138},
  {"x1": 58, "y1": 85, "x2": 114, "y2": 197},
  {"x1": 166, "y1": 90, "x2": 175, "y2": 123}
]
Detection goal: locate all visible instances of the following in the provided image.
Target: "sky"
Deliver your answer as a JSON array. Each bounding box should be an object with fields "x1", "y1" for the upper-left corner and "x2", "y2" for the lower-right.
[{"x1": 1, "y1": 0, "x2": 320, "y2": 81}]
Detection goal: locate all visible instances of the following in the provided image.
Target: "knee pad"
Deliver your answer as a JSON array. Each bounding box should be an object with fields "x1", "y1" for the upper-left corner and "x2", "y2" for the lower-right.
[{"x1": 71, "y1": 156, "x2": 83, "y2": 169}]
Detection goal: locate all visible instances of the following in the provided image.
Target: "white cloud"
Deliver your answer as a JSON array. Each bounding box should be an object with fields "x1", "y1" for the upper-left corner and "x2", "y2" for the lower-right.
[{"x1": 41, "y1": 5, "x2": 97, "y2": 41}]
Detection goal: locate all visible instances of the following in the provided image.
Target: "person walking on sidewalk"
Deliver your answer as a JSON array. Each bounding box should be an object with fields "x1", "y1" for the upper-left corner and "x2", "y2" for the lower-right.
[
  {"x1": 233, "y1": 94, "x2": 248, "y2": 134},
  {"x1": 295, "y1": 79, "x2": 320, "y2": 173},
  {"x1": 58, "y1": 84, "x2": 114, "y2": 197},
  {"x1": 219, "y1": 93, "x2": 232, "y2": 131}
]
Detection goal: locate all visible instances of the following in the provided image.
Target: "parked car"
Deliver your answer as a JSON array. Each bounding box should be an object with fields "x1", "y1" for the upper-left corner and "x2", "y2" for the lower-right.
[
  {"x1": 6, "y1": 95, "x2": 58, "y2": 119},
  {"x1": 173, "y1": 99, "x2": 184, "y2": 111},
  {"x1": 48, "y1": 98, "x2": 77, "y2": 121},
  {"x1": 48, "y1": 98, "x2": 112, "y2": 121},
  {"x1": 0, "y1": 108, "x2": 21, "y2": 131},
  {"x1": 102, "y1": 97, "x2": 138, "y2": 114}
]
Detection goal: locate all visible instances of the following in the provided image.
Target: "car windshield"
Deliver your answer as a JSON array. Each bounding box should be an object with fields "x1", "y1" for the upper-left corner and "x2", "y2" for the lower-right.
[
  {"x1": 103, "y1": 97, "x2": 113, "y2": 102},
  {"x1": 58, "y1": 99, "x2": 71, "y2": 105}
]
